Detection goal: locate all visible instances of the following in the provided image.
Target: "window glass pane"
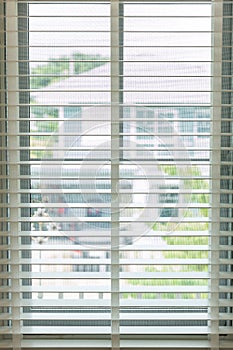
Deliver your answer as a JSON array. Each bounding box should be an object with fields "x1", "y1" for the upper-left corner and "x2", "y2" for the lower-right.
[
  {"x1": 28, "y1": 1, "x2": 112, "y2": 335},
  {"x1": 22, "y1": 0, "x2": 212, "y2": 338},
  {"x1": 120, "y1": 1, "x2": 211, "y2": 334}
]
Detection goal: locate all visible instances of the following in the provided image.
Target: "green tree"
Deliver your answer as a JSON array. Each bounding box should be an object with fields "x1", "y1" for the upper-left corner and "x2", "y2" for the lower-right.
[
  {"x1": 30, "y1": 52, "x2": 108, "y2": 89},
  {"x1": 30, "y1": 57, "x2": 69, "y2": 89}
]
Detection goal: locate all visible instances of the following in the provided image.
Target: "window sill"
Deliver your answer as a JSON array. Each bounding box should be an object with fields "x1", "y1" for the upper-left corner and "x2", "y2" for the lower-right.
[{"x1": 0, "y1": 338, "x2": 227, "y2": 350}]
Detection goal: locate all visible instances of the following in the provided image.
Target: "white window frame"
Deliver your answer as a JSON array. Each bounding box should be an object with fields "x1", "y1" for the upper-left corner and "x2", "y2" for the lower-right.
[{"x1": 1, "y1": 0, "x2": 233, "y2": 349}]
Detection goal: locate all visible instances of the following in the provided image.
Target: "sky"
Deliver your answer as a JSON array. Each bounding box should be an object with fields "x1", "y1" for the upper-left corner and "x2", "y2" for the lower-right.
[{"x1": 29, "y1": 2, "x2": 212, "y2": 66}]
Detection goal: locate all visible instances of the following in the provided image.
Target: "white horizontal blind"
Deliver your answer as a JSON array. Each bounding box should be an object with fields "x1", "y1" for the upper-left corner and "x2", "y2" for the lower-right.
[{"x1": 1, "y1": 0, "x2": 233, "y2": 349}]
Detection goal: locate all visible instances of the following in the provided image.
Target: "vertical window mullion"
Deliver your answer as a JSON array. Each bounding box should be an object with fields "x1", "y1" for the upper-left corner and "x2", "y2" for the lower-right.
[
  {"x1": 6, "y1": 1, "x2": 22, "y2": 349},
  {"x1": 0, "y1": 0, "x2": 8, "y2": 342},
  {"x1": 211, "y1": 0, "x2": 223, "y2": 348},
  {"x1": 18, "y1": 0, "x2": 31, "y2": 305},
  {"x1": 111, "y1": 1, "x2": 121, "y2": 349},
  {"x1": 219, "y1": 0, "x2": 233, "y2": 345}
]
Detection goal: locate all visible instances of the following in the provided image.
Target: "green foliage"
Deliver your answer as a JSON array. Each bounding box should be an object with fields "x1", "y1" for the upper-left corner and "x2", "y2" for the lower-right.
[
  {"x1": 31, "y1": 56, "x2": 69, "y2": 89},
  {"x1": 126, "y1": 274, "x2": 208, "y2": 300},
  {"x1": 160, "y1": 165, "x2": 178, "y2": 176},
  {"x1": 73, "y1": 52, "x2": 108, "y2": 74},
  {"x1": 30, "y1": 52, "x2": 108, "y2": 89},
  {"x1": 152, "y1": 221, "x2": 209, "y2": 232},
  {"x1": 126, "y1": 164, "x2": 210, "y2": 301},
  {"x1": 129, "y1": 279, "x2": 208, "y2": 287},
  {"x1": 182, "y1": 166, "x2": 209, "y2": 218},
  {"x1": 146, "y1": 260, "x2": 208, "y2": 273},
  {"x1": 31, "y1": 106, "x2": 59, "y2": 118},
  {"x1": 164, "y1": 235, "x2": 208, "y2": 246},
  {"x1": 159, "y1": 164, "x2": 209, "y2": 219},
  {"x1": 159, "y1": 249, "x2": 208, "y2": 260},
  {"x1": 30, "y1": 106, "x2": 59, "y2": 159},
  {"x1": 121, "y1": 291, "x2": 208, "y2": 300}
]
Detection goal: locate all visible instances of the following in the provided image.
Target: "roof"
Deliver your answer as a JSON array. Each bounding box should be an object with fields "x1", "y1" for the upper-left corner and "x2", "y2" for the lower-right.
[{"x1": 32, "y1": 60, "x2": 211, "y2": 106}]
